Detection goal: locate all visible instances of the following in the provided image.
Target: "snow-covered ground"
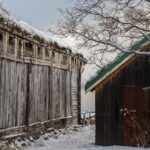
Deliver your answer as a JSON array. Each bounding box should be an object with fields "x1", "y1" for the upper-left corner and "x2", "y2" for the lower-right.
[
  {"x1": 0, "y1": 125, "x2": 150, "y2": 150},
  {"x1": 25, "y1": 125, "x2": 95, "y2": 150}
]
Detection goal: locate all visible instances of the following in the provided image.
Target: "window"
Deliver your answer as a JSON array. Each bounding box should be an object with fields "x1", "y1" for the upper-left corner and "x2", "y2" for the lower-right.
[
  {"x1": 17, "y1": 39, "x2": 22, "y2": 57},
  {"x1": 25, "y1": 42, "x2": 33, "y2": 51},
  {"x1": 52, "y1": 51, "x2": 55, "y2": 58},
  {"x1": 9, "y1": 36, "x2": 14, "y2": 46},
  {"x1": 7, "y1": 36, "x2": 15, "y2": 53},
  {"x1": 45, "y1": 48, "x2": 49, "y2": 57},
  {"x1": 62, "y1": 55, "x2": 67, "y2": 65},
  {"x1": 25, "y1": 42, "x2": 33, "y2": 57},
  {"x1": 0, "y1": 32, "x2": 3, "y2": 41},
  {"x1": 18, "y1": 40, "x2": 22, "y2": 50},
  {"x1": 37, "y1": 46, "x2": 42, "y2": 56},
  {"x1": 71, "y1": 57, "x2": 74, "y2": 64}
]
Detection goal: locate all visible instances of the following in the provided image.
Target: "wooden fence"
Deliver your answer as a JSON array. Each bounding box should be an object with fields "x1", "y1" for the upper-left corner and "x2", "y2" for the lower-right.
[
  {"x1": 0, "y1": 28, "x2": 86, "y2": 139},
  {"x1": 0, "y1": 59, "x2": 73, "y2": 129}
]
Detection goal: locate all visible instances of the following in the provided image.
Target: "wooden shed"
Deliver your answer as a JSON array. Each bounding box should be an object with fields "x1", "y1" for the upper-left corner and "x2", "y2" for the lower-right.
[
  {"x1": 0, "y1": 9, "x2": 86, "y2": 139},
  {"x1": 85, "y1": 36, "x2": 150, "y2": 146}
]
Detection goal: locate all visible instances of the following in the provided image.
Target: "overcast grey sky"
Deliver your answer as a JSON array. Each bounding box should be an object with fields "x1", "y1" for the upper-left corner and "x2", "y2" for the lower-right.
[{"x1": 0, "y1": 0, "x2": 74, "y2": 30}]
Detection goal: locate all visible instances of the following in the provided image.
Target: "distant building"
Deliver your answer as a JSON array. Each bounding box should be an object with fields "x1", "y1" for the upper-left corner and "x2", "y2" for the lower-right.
[
  {"x1": 85, "y1": 36, "x2": 150, "y2": 146},
  {"x1": 81, "y1": 89, "x2": 95, "y2": 112},
  {"x1": 0, "y1": 9, "x2": 86, "y2": 139}
]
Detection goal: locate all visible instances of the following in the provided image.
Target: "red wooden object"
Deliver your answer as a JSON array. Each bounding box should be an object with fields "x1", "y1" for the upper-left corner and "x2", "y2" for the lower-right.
[{"x1": 122, "y1": 86, "x2": 150, "y2": 146}]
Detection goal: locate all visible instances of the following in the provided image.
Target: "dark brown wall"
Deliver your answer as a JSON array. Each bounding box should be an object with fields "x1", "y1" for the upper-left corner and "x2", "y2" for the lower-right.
[{"x1": 96, "y1": 55, "x2": 150, "y2": 145}]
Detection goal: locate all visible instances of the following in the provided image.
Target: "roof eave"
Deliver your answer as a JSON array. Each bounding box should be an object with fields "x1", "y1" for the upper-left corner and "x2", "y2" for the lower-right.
[{"x1": 85, "y1": 53, "x2": 135, "y2": 93}]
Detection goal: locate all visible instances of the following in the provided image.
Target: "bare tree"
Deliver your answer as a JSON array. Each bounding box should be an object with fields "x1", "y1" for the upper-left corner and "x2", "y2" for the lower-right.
[
  {"x1": 121, "y1": 108, "x2": 150, "y2": 147},
  {"x1": 53, "y1": 0, "x2": 150, "y2": 67}
]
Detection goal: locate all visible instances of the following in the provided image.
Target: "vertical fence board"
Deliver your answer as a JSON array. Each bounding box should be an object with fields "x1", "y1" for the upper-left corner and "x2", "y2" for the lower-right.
[{"x1": 0, "y1": 58, "x2": 81, "y2": 130}]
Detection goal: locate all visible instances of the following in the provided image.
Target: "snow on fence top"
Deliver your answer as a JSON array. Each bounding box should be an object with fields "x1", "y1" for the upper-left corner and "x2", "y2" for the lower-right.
[{"x1": 0, "y1": 8, "x2": 72, "y2": 50}]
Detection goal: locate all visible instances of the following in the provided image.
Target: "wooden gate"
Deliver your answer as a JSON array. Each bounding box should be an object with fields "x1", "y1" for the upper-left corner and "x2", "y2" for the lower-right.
[{"x1": 122, "y1": 86, "x2": 150, "y2": 146}]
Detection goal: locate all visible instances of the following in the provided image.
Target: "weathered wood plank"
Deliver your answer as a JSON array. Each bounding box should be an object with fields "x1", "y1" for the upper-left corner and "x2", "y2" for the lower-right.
[{"x1": 0, "y1": 56, "x2": 81, "y2": 132}]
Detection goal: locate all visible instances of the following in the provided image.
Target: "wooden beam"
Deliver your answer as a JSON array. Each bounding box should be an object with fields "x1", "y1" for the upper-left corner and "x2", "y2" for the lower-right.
[
  {"x1": 14, "y1": 38, "x2": 18, "y2": 60},
  {"x1": 3, "y1": 32, "x2": 8, "y2": 58}
]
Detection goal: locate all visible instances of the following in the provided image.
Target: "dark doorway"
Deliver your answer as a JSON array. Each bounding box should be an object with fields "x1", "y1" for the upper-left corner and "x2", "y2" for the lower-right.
[{"x1": 122, "y1": 86, "x2": 150, "y2": 146}]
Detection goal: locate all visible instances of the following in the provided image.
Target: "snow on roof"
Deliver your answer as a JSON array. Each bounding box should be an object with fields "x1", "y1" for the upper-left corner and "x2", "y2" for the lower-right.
[{"x1": 0, "y1": 7, "x2": 72, "y2": 49}]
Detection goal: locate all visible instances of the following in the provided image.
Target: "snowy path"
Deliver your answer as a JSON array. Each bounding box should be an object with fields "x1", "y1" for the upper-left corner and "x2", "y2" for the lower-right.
[
  {"x1": 25, "y1": 125, "x2": 95, "y2": 150},
  {"x1": 24, "y1": 125, "x2": 150, "y2": 150},
  {"x1": 1, "y1": 125, "x2": 150, "y2": 150}
]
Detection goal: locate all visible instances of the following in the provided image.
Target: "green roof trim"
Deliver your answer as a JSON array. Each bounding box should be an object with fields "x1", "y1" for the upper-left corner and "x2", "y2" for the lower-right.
[{"x1": 85, "y1": 34, "x2": 150, "y2": 92}]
